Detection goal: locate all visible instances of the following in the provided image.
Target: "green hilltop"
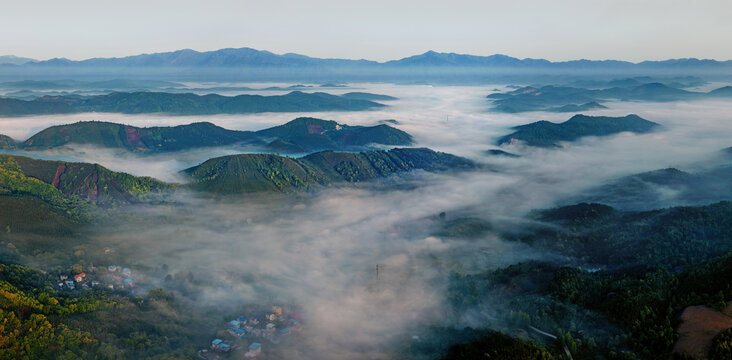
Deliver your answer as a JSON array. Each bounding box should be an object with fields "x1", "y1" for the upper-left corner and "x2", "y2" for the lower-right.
[
  {"x1": 0, "y1": 154, "x2": 169, "y2": 209},
  {"x1": 497, "y1": 114, "x2": 659, "y2": 147},
  {"x1": 0, "y1": 134, "x2": 15, "y2": 148},
  {"x1": 22, "y1": 121, "x2": 260, "y2": 152},
  {"x1": 182, "y1": 147, "x2": 476, "y2": 194}
]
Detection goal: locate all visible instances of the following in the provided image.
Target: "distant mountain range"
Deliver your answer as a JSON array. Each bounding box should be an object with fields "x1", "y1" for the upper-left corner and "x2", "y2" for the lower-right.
[
  {"x1": 0, "y1": 55, "x2": 36, "y2": 65},
  {"x1": 0, "y1": 79, "x2": 184, "y2": 90},
  {"x1": 2, "y1": 117, "x2": 414, "y2": 154},
  {"x1": 0, "y1": 91, "x2": 387, "y2": 116},
  {"x1": 2, "y1": 47, "x2": 732, "y2": 84},
  {"x1": 497, "y1": 114, "x2": 659, "y2": 147},
  {"x1": 5, "y1": 47, "x2": 731, "y2": 69},
  {"x1": 182, "y1": 148, "x2": 476, "y2": 194}
]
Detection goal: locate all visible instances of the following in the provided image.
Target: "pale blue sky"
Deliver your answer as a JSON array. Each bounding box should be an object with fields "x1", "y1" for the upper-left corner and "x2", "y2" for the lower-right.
[{"x1": 2, "y1": 0, "x2": 730, "y2": 62}]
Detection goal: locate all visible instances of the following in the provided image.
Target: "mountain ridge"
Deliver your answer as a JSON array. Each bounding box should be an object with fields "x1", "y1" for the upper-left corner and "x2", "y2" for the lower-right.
[
  {"x1": 9, "y1": 47, "x2": 732, "y2": 69},
  {"x1": 497, "y1": 114, "x2": 660, "y2": 147},
  {"x1": 0, "y1": 154, "x2": 169, "y2": 208},
  {"x1": 182, "y1": 147, "x2": 476, "y2": 194},
  {"x1": 14, "y1": 117, "x2": 414, "y2": 153},
  {"x1": 0, "y1": 90, "x2": 386, "y2": 116}
]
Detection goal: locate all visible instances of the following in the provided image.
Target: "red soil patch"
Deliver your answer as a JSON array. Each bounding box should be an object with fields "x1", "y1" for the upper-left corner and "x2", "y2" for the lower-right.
[
  {"x1": 673, "y1": 304, "x2": 732, "y2": 359},
  {"x1": 51, "y1": 164, "x2": 66, "y2": 188},
  {"x1": 125, "y1": 126, "x2": 147, "y2": 149},
  {"x1": 307, "y1": 124, "x2": 324, "y2": 134},
  {"x1": 72, "y1": 171, "x2": 99, "y2": 203}
]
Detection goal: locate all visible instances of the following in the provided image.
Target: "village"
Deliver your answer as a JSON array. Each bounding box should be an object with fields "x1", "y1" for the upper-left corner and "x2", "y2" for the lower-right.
[
  {"x1": 200, "y1": 305, "x2": 303, "y2": 359},
  {"x1": 52, "y1": 247, "x2": 305, "y2": 359},
  {"x1": 55, "y1": 248, "x2": 141, "y2": 294}
]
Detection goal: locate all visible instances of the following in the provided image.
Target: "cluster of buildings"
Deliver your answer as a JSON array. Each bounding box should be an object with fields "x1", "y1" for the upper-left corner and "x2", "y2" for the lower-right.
[
  {"x1": 57, "y1": 272, "x2": 97, "y2": 290},
  {"x1": 56, "y1": 264, "x2": 137, "y2": 292},
  {"x1": 106, "y1": 264, "x2": 135, "y2": 289},
  {"x1": 207, "y1": 305, "x2": 303, "y2": 358}
]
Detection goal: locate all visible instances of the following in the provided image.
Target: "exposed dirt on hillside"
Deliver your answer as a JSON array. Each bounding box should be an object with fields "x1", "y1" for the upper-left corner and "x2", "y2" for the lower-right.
[
  {"x1": 124, "y1": 126, "x2": 147, "y2": 150},
  {"x1": 673, "y1": 304, "x2": 732, "y2": 359}
]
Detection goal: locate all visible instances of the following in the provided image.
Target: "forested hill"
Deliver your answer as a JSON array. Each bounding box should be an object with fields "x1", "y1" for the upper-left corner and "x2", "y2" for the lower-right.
[
  {"x1": 519, "y1": 201, "x2": 732, "y2": 269},
  {"x1": 18, "y1": 117, "x2": 414, "y2": 153},
  {"x1": 569, "y1": 164, "x2": 732, "y2": 211},
  {"x1": 0, "y1": 134, "x2": 15, "y2": 147},
  {"x1": 0, "y1": 154, "x2": 168, "y2": 207},
  {"x1": 497, "y1": 114, "x2": 659, "y2": 147},
  {"x1": 182, "y1": 147, "x2": 476, "y2": 194},
  {"x1": 0, "y1": 90, "x2": 386, "y2": 116},
  {"x1": 445, "y1": 200, "x2": 732, "y2": 359},
  {"x1": 22, "y1": 121, "x2": 260, "y2": 152}
]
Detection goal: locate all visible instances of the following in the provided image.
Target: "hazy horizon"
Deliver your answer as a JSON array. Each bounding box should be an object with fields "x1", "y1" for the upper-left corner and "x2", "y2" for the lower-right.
[
  {"x1": 2, "y1": 0, "x2": 731, "y2": 62},
  {"x1": 4, "y1": 45, "x2": 732, "y2": 64}
]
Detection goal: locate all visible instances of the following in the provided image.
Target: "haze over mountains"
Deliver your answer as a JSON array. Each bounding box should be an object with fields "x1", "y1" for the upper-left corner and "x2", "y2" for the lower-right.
[
  {"x1": 3, "y1": 47, "x2": 732, "y2": 83},
  {"x1": 2, "y1": 42, "x2": 732, "y2": 360},
  {"x1": 4, "y1": 47, "x2": 731, "y2": 69},
  {"x1": 487, "y1": 82, "x2": 732, "y2": 113},
  {"x1": 0, "y1": 55, "x2": 36, "y2": 65}
]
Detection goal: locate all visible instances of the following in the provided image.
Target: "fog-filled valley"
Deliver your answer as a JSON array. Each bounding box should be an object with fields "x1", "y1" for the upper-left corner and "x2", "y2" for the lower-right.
[{"x1": 2, "y1": 76, "x2": 732, "y2": 360}]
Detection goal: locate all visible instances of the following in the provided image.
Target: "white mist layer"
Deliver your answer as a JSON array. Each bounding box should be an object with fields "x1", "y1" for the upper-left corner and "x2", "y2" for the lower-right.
[{"x1": 2, "y1": 83, "x2": 732, "y2": 358}]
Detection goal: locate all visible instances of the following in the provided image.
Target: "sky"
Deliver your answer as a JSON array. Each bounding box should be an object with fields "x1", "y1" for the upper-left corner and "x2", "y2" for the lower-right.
[{"x1": 1, "y1": 0, "x2": 731, "y2": 62}]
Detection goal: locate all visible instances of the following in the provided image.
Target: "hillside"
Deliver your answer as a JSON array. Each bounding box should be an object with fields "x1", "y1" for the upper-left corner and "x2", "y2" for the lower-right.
[
  {"x1": 505, "y1": 201, "x2": 732, "y2": 269},
  {"x1": 496, "y1": 114, "x2": 659, "y2": 147},
  {"x1": 0, "y1": 90, "x2": 386, "y2": 116},
  {"x1": 0, "y1": 96, "x2": 76, "y2": 115},
  {"x1": 570, "y1": 162, "x2": 732, "y2": 210},
  {"x1": 0, "y1": 154, "x2": 169, "y2": 207},
  {"x1": 182, "y1": 147, "x2": 475, "y2": 194},
  {"x1": 23, "y1": 121, "x2": 261, "y2": 151},
  {"x1": 21, "y1": 117, "x2": 413, "y2": 153},
  {"x1": 708, "y1": 86, "x2": 732, "y2": 97},
  {"x1": 448, "y1": 200, "x2": 732, "y2": 359},
  {"x1": 0, "y1": 134, "x2": 15, "y2": 148}
]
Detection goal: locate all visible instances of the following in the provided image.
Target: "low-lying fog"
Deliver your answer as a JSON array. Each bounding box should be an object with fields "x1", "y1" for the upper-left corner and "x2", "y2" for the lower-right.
[{"x1": 2, "y1": 83, "x2": 732, "y2": 358}]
